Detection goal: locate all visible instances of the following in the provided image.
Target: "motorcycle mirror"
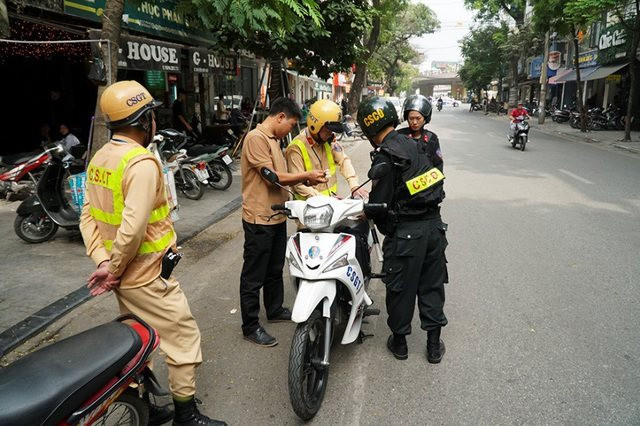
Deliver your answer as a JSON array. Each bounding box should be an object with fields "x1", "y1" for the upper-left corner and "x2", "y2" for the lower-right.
[
  {"x1": 367, "y1": 162, "x2": 391, "y2": 180},
  {"x1": 261, "y1": 167, "x2": 279, "y2": 184}
]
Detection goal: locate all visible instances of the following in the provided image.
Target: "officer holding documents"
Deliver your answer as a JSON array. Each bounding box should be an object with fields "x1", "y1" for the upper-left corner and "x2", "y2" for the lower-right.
[{"x1": 357, "y1": 96, "x2": 448, "y2": 364}]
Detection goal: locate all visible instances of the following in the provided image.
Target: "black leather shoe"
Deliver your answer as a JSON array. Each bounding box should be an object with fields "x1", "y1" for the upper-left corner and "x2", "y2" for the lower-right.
[
  {"x1": 426, "y1": 339, "x2": 446, "y2": 363},
  {"x1": 267, "y1": 307, "x2": 292, "y2": 323},
  {"x1": 149, "y1": 402, "x2": 174, "y2": 426},
  {"x1": 387, "y1": 334, "x2": 408, "y2": 360},
  {"x1": 243, "y1": 326, "x2": 278, "y2": 347},
  {"x1": 427, "y1": 328, "x2": 445, "y2": 363}
]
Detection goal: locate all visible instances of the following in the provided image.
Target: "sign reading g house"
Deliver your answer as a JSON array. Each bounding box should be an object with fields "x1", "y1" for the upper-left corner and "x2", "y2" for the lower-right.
[
  {"x1": 118, "y1": 37, "x2": 182, "y2": 72},
  {"x1": 189, "y1": 49, "x2": 237, "y2": 75}
]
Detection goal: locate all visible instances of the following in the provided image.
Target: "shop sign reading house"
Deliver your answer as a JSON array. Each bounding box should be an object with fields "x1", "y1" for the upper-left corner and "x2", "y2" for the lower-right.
[{"x1": 118, "y1": 37, "x2": 182, "y2": 72}]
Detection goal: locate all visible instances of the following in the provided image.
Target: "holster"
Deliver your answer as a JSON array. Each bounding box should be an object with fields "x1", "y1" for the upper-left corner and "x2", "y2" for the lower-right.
[{"x1": 161, "y1": 248, "x2": 183, "y2": 279}]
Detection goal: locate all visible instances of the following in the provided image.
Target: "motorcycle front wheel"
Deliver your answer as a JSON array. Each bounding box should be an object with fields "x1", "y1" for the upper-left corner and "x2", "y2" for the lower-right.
[
  {"x1": 288, "y1": 310, "x2": 330, "y2": 421},
  {"x1": 207, "y1": 160, "x2": 232, "y2": 190},
  {"x1": 14, "y1": 213, "x2": 58, "y2": 243},
  {"x1": 179, "y1": 167, "x2": 204, "y2": 200},
  {"x1": 520, "y1": 136, "x2": 527, "y2": 151},
  {"x1": 95, "y1": 389, "x2": 149, "y2": 425}
]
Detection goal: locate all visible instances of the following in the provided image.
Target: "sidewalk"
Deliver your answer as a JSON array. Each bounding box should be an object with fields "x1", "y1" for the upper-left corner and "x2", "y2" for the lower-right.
[
  {"x1": 482, "y1": 111, "x2": 640, "y2": 154},
  {"x1": 0, "y1": 171, "x2": 242, "y2": 357}
]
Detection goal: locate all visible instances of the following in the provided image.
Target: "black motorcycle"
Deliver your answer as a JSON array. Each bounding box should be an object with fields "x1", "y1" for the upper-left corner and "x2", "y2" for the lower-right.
[{"x1": 14, "y1": 143, "x2": 82, "y2": 243}]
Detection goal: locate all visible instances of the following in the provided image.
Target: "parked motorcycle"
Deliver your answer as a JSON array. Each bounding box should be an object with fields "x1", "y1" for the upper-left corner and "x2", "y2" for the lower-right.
[
  {"x1": 264, "y1": 164, "x2": 389, "y2": 420},
  {"x1": 552, "y1": 104, "x2": 575, "y2": 123},
  {"x1": 151, "y1": 134, "x2": 207, "y2": 200},
  {"x1": 0, "y1": 314, "x2": 165, "y2": 426},
  {"x1": 0, "y1": 147, "x2": 51, "y2": 200},
  {"x1": 509, "y1": 116, "x2": 530, "y2": 151},
  {"x1": 14, "y1": 143, "x2": 81, "y2": 243},
  {"x1": 158, "y1": 129, "x2": 233, "y2": 191}
]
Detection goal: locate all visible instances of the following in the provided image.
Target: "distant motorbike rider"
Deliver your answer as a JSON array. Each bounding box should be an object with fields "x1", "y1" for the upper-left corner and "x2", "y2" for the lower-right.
[
  {"x1": 436, "y1": 97, "x2": 443, "y2": 111},
  {"x1": 358, "y1": 96, "x2": 448, "y2": 363},
  {"x1": 509, "y1": 102, "x2": 530, "y2": 141}
]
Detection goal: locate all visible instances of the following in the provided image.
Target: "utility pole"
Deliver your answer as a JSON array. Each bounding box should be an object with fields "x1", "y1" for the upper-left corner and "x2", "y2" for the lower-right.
[{"x1": 538, "y1": 31, "x2": 550, "y2": 125}]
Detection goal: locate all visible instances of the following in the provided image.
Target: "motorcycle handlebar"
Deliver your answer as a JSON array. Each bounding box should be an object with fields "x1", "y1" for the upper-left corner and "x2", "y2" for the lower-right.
[{"x1": 364, "y1": 203, "x2": 387, "y2": 213}]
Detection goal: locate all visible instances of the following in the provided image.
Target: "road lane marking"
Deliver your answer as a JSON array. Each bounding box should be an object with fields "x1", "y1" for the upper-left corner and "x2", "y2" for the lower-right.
[{"x1": 558, "y1": 169, "x2": 594, "y2": 185}]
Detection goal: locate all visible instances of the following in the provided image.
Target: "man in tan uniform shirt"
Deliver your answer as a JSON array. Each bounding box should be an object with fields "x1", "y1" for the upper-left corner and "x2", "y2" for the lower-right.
[
  {"x1": 285, "y1": 99, "x2": 367, "y2": 199},
  {"x1": 80, "y1": 81, "x2": 225, "y2": 426},
  {"x1": 240, "y1": 97, "x2": 326, "y2": 347}
]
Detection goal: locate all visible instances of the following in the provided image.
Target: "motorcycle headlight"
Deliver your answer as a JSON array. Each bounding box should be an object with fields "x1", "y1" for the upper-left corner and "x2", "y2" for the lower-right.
[
  {"x1": 288, "y1": 252, "x2": 302, "y2": 271},
  {"x1": 303, "y1": 205, "x2": 333, "y2": 229}
]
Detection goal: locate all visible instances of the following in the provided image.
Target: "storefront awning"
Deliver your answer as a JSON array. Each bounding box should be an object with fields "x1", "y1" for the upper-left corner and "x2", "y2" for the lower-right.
[
  {"x1": 548, "y1": 68, "x2": 571, "y2": 85},
  {"x1": 582, "y1": 63, "x2": 628, "y2": 81},
  {"x1": 555, "y1": 66, "x2": 599, "y2": 83}
]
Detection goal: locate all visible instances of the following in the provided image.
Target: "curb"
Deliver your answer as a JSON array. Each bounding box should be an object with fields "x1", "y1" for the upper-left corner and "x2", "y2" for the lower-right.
[
  {"x1": 0, "y1": 195, "x2": 243, "y2": 357},
  {"x1": 612, "y1": 143, "x2": 640, "y2": 154}
]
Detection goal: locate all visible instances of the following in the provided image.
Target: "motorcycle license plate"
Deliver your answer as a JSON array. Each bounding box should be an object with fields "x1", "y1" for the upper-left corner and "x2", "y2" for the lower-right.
[
  {"x1": 222, "y1": 155, "x2": 233, "y2": 165},
  {"x1": 194, "y1": 168, "x2": 209, "y2": 181}
]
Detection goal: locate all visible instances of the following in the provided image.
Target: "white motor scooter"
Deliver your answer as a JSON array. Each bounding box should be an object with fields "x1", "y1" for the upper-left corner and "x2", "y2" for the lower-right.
[{"x1": 263, "y1": 164, "x2": 388, "y2": 420}]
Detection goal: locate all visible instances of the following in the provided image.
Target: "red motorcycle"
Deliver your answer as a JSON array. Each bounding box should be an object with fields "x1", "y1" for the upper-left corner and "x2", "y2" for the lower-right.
[
  {"x1": 0, "y1": 314, "x2": 165, "y2": 425},
  {"x1": 0, "y1": 147, "x2": 51, "y2": 199}
]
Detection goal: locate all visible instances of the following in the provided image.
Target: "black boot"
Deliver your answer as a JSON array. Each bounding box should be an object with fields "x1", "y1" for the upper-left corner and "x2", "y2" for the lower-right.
[
  {"x1": 386, "y1": 333, "x2": 408, "y2": 360},
  {"x1": 172, "y1": 397, "x2": 227, "y2": 426},
  {"x1": 426, "y1": 328, "x2": 445, "y2": 364},
  {"x1": 143, "y1": 393, "x2": 174, "y2": 426}
]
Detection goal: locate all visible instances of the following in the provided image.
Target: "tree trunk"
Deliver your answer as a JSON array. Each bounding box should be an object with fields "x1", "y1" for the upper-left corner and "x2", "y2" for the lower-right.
[
  {"x1": 0, "y1": 0, "x2": 9, "y2": 38},
  {"x1": 267, "y1": 59, "x2": 286, "y2": 103},
  {"x1": 508, "y1": 57, "x2": 519, "y2": 108},
  {"x1": 572, "y1": 26, "x2": 587, "y2": 133},
  {"x1": 623, "y1": 3, "x2": 640, "y2": 142},
  {"x1": 89, "y1": 0, "x2": 124, "y2": 159},
  {"x1": 538, "y1": 31, "x2": 550, "y2": 125},
  {"x1": 348, "y1": 0, "x2": 380, "y2": 115}
]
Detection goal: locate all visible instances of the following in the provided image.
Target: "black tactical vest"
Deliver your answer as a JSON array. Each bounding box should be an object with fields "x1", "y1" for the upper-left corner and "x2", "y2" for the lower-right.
[{"x1": 380, "y1": 132, "x2": 445, "y2": 216}]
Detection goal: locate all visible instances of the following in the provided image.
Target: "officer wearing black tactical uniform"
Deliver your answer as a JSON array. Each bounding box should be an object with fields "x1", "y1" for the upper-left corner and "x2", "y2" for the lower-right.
[
  {"x1": 399, "y1": 95, "x2": 442, "y2": 153},
  {"x1": 358, "y1": 96, "x2": 448, "y2": 363}
]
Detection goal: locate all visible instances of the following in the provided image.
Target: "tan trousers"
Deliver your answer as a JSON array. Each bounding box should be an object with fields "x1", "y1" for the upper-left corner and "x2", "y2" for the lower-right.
[{"x1": 115, "y1": 276, "x2": 203, "y2": 397}]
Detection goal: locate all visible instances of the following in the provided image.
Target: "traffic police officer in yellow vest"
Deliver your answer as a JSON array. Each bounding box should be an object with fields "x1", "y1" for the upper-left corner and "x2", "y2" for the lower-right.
[
  {"x1": 80, "y1": 81, "x2": 226, "y2": 426},
  {"x1": 285, "y1": 99, "x2": 367, "y2": 199}
]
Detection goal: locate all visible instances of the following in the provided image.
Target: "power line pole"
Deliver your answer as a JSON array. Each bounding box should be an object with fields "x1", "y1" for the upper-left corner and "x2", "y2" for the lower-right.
[{"x1": 538, "y1": 30, "x2": 550, "y2": 125}]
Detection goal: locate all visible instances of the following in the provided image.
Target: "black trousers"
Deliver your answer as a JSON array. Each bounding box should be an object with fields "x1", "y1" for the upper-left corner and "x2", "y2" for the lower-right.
[
  {"x1": 381, "y1": 217, "x2": 449, "y2": 335},
  {"x1": 240, "y1": 220, "x2": 287, "y2": 335}
]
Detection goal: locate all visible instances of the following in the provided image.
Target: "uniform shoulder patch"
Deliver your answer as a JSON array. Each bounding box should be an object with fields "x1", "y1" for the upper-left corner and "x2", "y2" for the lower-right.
[
  {"x1": 332, "y1": 142, "x2": 343, "y2": 152},
  {"x1": 435, "y1": 148, "x2": 443, "y2": 159}
]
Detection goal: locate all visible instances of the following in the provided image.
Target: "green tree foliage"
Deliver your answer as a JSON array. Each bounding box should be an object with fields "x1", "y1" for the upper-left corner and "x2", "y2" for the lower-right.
[
  {"x1": 459, "y1": 24, "x2": 509, "y2": 96},
  {"x1": 369, "y1": 2, "x2": 439, "y2": 96},
  {"x1": 465, "y1": 0, "x2": 528, "y2": 107}
]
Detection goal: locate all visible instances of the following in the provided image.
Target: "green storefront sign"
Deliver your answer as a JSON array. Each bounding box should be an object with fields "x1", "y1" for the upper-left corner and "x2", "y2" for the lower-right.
[
  {"x1": 598, "y1": 22, "x2": 632, "y2": 65},
  {"x1": 63, "y1": 0, "x2": 213, "y2": 45}
]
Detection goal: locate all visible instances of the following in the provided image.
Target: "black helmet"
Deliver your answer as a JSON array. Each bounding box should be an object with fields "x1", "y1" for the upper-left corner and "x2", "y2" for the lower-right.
[
  {"x1": 357, "y1": 97, "x2": 399, "y2": 138},
  {"x1": 402, "y1": 95, "x2": 432, "y2": 123}
]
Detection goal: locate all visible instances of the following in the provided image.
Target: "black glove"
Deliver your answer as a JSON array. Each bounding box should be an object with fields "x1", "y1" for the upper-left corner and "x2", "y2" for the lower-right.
[{"x1": 161, "y1": 248, "x2": 183, "y2": 279}]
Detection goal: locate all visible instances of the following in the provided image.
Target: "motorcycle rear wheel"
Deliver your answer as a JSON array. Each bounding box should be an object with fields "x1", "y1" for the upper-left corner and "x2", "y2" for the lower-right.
[
  {"x1": 94, "y1": 389, "x2": 149, "y2": 426},
  {"x1": 14, "y1": 213, "x2": 58, "y2": 243},
  {"x1": 288, "y1": 310, "x2": 330, "y2": 421},
  {"x1": 207, "y1": 160, "x2": 232, "y2": 190},
  {"x1": 179, "y1": 168, "x2": 204, "y2": 200}
]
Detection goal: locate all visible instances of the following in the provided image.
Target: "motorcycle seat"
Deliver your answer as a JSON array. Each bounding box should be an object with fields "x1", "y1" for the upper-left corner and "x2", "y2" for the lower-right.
[
  {"x1": 0, "y1": 321, "x2": 142, "y2": 425},
  {"x1": 0, "y1": 152, "x2": 37, "y2": 166},
  {"x1": 186, "y1": 144, "x2": 220, "y2": 156}
]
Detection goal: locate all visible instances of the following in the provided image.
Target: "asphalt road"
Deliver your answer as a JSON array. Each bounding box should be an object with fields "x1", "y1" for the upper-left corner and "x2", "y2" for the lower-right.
[{"x1": 4, "y1": 107, "x2": 639, "y2": 425}]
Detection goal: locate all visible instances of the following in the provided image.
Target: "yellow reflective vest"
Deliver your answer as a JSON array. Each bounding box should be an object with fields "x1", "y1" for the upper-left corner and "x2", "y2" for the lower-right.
[
  {"x1": 289, "y1": 138, "x2": 337, "y2": 200},
  {"x1": 86, "y1": 141, "x2": 174, "y2": 277}
]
